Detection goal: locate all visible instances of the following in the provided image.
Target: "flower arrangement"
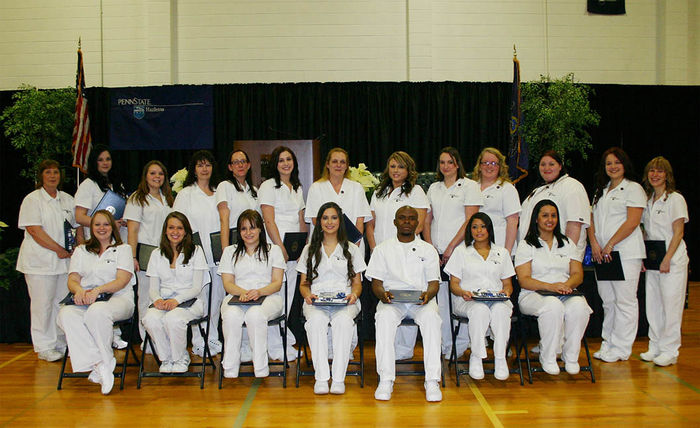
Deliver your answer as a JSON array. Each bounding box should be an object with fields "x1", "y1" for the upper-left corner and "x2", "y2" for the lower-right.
[
  {"x1": 348, "y1": 163, "x2": 380, "y2": 201},
  {"x1": 170, "y1": 167, "x2": 188, "y2": 193}
]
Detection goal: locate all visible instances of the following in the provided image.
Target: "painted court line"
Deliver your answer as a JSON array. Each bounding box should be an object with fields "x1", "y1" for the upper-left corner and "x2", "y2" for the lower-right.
[
  {"x1": 233, "y1": 378, "x2": 262, "y2": 428},
  {"x1": 632, "y1": 353, "x2": 700, "y2": 395},
  {"x1": 494, "y1": 410, "x2": 529, "y2": 415},
  {"x1": 0, "y1": 350, "x2": 32, "y2": 370},
  {"x1": 467, "y1": 379, "x2": 504, "y2": 428}
]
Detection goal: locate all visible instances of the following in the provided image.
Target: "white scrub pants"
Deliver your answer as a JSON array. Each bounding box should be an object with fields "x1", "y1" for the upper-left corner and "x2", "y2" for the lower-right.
[
  {"x1": 375, "y1": 299, "x2": 442, "y2": 382},
  {"x1": 25, "y1": 273, "x2": 68, "y2": 353},
  {"x1": 645, "y1": 263, "x2": 688, "y2": 358},
  {"x1": 220, "y1": 294, "x2": 283, "y2": 377},
  {"x1": 303, "y1": 302, "x2": 360, "y2": 382},
  {"x1": 136, "y1": 270, "x2": 149, "y2": 340},
  {"x1": 268, "y1": 262, "x2": 298, "y2": 359},
  {"x1": 519, "y1": 293, "x2": 591, "y2": 366},
  {"x1": 56, "y1": 295, "x2": 134, "y2": 373},
  {"x1": 596, "y1": 258, "x2": 642, "y2": 359},
  {"x1": 192, "y1": 266, "x2": 224, "y2": 347},
  {"x1": 453, "y1": 298, "x2": 512, "y2": 360},
  {"x1": 142, "y1": 303, "x2": 203, "y2": 363},
  {"x1": 438, "y1": 282, "x2": 470, "y2": 356}
]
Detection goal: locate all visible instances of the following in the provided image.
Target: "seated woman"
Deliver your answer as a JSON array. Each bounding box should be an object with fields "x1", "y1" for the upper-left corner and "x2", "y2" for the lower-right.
[
  {"x1": 444, "y1": 212, "x2": 514, "y2": 381},
  {"x1": 142, "y1": 211, "x2": 209, "y2": 373},
  {"x1": 514, "y1": 199, "x2": 592, "y2": 375},
  {"x1": 219, "y1": 210, "x2": 286, "y2": 378},
  {"x1": 57, "y1": 210, "x2": 135, "y2": 395},
  {"x1": 297, "y1": 202, "x2": 366, "y2": 395}
]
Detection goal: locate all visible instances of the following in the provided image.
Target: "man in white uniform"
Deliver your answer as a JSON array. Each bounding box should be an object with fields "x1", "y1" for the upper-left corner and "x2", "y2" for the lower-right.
[{"x1": 366, "y1": 206, "x2": 442, "y2": 402}]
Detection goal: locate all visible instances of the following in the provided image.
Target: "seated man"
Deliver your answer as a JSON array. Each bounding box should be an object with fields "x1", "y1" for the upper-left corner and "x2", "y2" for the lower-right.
[{"x1": 366, "y1": 205, "x2": 442, "y2": 402}]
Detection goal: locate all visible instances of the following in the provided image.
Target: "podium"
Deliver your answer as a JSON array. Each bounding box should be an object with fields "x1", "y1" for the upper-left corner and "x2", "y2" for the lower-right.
[{"x1": 234, "y1": 140, "x2": 321, "y2": 200}]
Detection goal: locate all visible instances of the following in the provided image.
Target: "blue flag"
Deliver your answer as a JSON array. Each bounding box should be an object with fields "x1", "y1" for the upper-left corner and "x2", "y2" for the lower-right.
[{"x1": 508, "y1": 56, "x2": 528, "y2": 184}]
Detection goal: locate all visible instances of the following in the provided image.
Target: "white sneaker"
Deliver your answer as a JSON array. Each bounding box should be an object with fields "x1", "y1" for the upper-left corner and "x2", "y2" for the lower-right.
[
  {"x1": 330, "y1": 381, "x2": 345, "y2": 395},
  {"x1": 97, "y1": 362, "x2": 114, "y2": 395},
  {"x1": 240, "y1": 345, "x2": 253, "y2": 363},
  {"x1": 374, "y1": 380, "x2": 393, "y2": 401},
  {"x1": 640, "y1": 350, "x2": 659, "y2": 362},
  {"x1": 653, "y1": 354, "x2": 677, "y2": 367},
  {"x1": 171, "y1": 355, "x2": 191, "y2": 373},
  {"x1": 207, "y1": 340, "x2": 222, "y2": 356},
  {"x1": 424, "y1": 381, "x2": 442, "y2": 402},
  {"x1": 38, "y1": 350, "x2": 63, "y2": 362},
  {"x1": 494, "y1": 358, "x2": 509, "y2": 380},
  {"x1": 564, "y1": 362, "x2": 580, "y2": 375},
  {"x1": 600, "y1": 351, "x2": 625, "y2": 363},
  {"x1": 314, "y1": 380, "x2": 329, "y2": 395},
  {"x1": 112, "y1": 334, "x2": 128, "y2": 350},
  {"x1": 530, "y1": 344, "x2": 541, "y2": 354},
  {"x1": 395, "y1": 351, "x2": 414, "y2": 360},
  {"x1": 192, "y1": 344, "x2": 205, "y2": 358},
  {"x1": 593, "y1": 342, "x2": 611, "y2": 360},
  {"x1": 223, "y1": 368, "x2": 239, "y2": 378},
  {"x1": 468, "y1": 355, "x2": 484, "y2": 380},
  {"x1": 88, "y1": 368, "x2": 102, "y2": 384},
  {"x1": 539, "y1": 357, "x2": 560, "y2": 375},
  {"x1": 159, "y1": 361, "x2": 173, "y2": 373}
]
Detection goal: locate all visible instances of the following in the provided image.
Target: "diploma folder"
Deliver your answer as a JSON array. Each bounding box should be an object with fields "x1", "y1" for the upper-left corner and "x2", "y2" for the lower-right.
[
  {"x1": 283, "y1": 232, "x2": 308, "y2": 261},
  {"x1": 149, "y1": 298, "x2": 197, "y2": 309},
  {"x1": 137, "y1": 243, "x2": 158, "y2": 270},
  {"x1": 228, "y1": 295, "x2": 266, "y2": 305},
  {"x1": 60, "y1": 292, "x2": 112, "y2": 305},
  {"x1": 644, "y1": 240, "x2": 666, "y2": 271},
  {"x1": 389, "y1": 289, "x2": 423, "y2": 303},
  {"x1": 343, "y1": 214, "x2": 363, "y2": 245},
  {"x1": 592, "y1": 251, "x2": 625, "y2": 281},
  {"x1": 89, "y1": 189, "x2": 126, "y2": 220},
  {"x1": 536, "y1": 289, "x2": 584, "y2": 297}
]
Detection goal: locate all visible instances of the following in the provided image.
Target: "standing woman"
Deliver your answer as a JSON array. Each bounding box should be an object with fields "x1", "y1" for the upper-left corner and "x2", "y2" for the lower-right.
[
  {"x1": 57, "y1": 210, "x2": 135, "y2": 395},
  {"x1": 258, "y1": 145, "x2": 308, "y2": 358},
  {"x1": 515, "y1": 200, "x2": 592, "y2": 375},
  {"x1": 124, "y1": 160, "x2": 174, "y2": 340},
  {"x1": 217, "y1": 149, "x2": 258, "y2": 249},
  {"x1": 641, "y1": 157, "x2": 689, "y2": 366},
  {"x1": 219, "y1": 210, "x2": 286, "y2": 378},
  {"x1": 588, "y1": 147, "x2": 646, "y2": 363},
  {"x1": 423, "y1": 147, "x2": 482, "y2": 358},
  {"x1": 142, "y1": 212, "x2": 209, "y2": 373},
  {"x1": 472, "y1": 147, "x2": 521, "y2": 254},
  {"x1": 444, "y1": 212, "x2": 514, "y2": 380},
  {"x1": 519, "y1": 150, "x2": 589, "y2": 259},
  {"x1": 297, "y1": 202, "x2": 366, "y2": 395},
  {"x1": 173, "y1": 150, "x2": 222, "y2": 357},
  {"x1": 17, "y1": 160, "x2": 81, "y2": 362}
]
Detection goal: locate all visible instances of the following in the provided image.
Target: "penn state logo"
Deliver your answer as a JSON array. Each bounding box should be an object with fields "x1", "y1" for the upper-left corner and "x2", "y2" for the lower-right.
[
  {"x1": 133, "y1": 105, "x2": 145, "y2": 119},
  {"x1": 106, "y1": 206, "x2": 116, "y2": 215}
]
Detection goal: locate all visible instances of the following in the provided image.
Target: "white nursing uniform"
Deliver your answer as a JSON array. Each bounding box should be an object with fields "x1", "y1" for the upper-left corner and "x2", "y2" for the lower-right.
[
  {"x1": 305, "y1": 179, "x2": 371, "y2": 236},
  {"x1": 216, "y1": 180, "x2": 258, "y2": 229},
  {"x1": 370, "y1": 186, "x2": 429, "y2": 245},
  {"x1": 219, "y1": 244, "x2": 286, "y2": 377},
  {"x1": 366, "y1": 237, "x2": 442, "y2": 382},
  {"x1": 57, "y1": 244, "x2": 135, "y2": 373},
  {"x1": 515, "y1": 238, "x2": 591, "y2": 366},
  {"x1": 17, "y1": 188, "x2": 77, "y2": 353},
  {"x1": 444, "y1": 244, "x2": 514, "y2": 360},
  {"x1": 74, "y1": 178, "x2": 128, "y2": 241},
  {"x1": 297, "y1": 242, "x2": 366, "y2": 382},
  {"x1": 174, "y1": 184, "x2": 223, "y2": 350},
  {"x1": 479, "y1": 180, "x2": 521, "y2": 250},
  {"x1": 519, "y1": 175, "x2": 590, "y2": 258},
  {"x1": 427, "y1": 177, "x2": 483, "y2": 356},
  {"x1": 124, "y1": 192, "x2": 172, "y2": 339},
  {"x1": 643, "y1": 191, "x2": 689, "y2": 358},
  {"x1": 592, "y1": 178, "x2": 646, "y2": 359},
  {"x1": 142, "y1": 246, "x2": 208, "y2": 364}
]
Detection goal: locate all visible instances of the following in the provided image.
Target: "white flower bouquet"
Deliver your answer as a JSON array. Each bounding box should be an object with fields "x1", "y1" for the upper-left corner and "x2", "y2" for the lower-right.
[
  {"x1": 170, "y1": 167, "x2": 188, "y2": 193},
  {"x1": 348, "y1": 163, "x2": 379, "y2": 201}
]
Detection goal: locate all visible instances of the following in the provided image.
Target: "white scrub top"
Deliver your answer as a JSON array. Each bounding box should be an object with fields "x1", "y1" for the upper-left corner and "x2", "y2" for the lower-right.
[
  {"x1": 124, "y1": 191, "x2": 172, "y2": 246},
  {"x1": 514, "y1": 237, "x2": 579, "y2": 298},
  {"x1": 146, "y1": 245, "x2": 209, "y2": 303},
  {"x1": 296, "y1": 242, "x2": 367, "y2": 295},
  {"x1": 173, "y1": 184, "x2": 220, "y2": 267},
  {"x1": 426, "y1": 177, "x2": 483, "y2": 254},
  {"x1": 444, "y1": 243, "x2": 515, "y2": 293},
  {"x1": 215, "y1": 180, "x2": 258, "y2": 229},
  {"x1": 366, "y1": 237, "x2": 440, "y2": 292},
  {"x1": 479, "y1": 180, "x2": 521, "y2": 249},
  {"x1": 305, "y1": 178, "x2": 371, "y2": 225},
  {"x1": 643, "y1": 191, "x2": 689, "y2": 266},
  {"x1": 370, "y1": 185, "x2": 429, "y2": 245},
  {"x1": 16, "y1": 188, "x2": 78, "y2": 275},
  {"x1": 218, "y1": 244, "x2": 286, "y2": 295},
  {"x1": 69, "y1": 243, "x2": 135, "y2": 298},
  {"x1": 258, "y1": 178, "x2": 305, "y2": 239},
  {"x1": 591, "y1": 178, "x2": 646, "y2": 260}
]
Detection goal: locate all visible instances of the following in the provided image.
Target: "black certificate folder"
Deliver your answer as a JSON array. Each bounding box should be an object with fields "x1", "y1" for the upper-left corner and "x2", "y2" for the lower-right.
[
  {"x1": 89, "y1": 189, "x2": 126, "y2": 220},
  {"x1": 343, "y1": 214, "x2": 363, "y2": 245},
  {"x1": 593, "y1": 251, "x2": 625, "y2": 281},
  {"x1": 283, "y1": 232, "x2": 308, "y2": 261},
  {"x1": 644, "y1": 240, "x2": 666, "y2": 271}
]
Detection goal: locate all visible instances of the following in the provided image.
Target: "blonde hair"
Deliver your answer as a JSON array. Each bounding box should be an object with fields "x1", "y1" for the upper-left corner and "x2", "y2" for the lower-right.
[
  {"x1": 472, "y1": 147, "x2": 511, "y2": 184},
  {"x1": 320, "y1": 148, "x2": 350, "y2": 181},
  {"x1": 642, "y1": 156, "x2": 677, "y2": 198}
]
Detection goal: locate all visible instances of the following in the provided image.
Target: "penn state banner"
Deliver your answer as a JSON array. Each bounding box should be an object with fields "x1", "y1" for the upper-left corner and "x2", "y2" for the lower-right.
[{"x1": 109, "y1": 85, "x2": 213, "y2": 150}]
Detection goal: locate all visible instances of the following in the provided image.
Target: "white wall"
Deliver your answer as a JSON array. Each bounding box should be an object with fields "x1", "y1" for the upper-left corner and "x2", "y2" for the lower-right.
[{"x1": 0, "y1": 0, "x2": 697, "y2": 90}]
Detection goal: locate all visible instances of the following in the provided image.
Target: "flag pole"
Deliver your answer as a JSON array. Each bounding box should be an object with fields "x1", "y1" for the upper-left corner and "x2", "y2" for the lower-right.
[{"x1": 76, "y1": 37, "x2": 82, "y2": 190}]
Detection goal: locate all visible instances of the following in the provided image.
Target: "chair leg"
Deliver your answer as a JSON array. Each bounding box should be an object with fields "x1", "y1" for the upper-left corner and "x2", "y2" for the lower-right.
[
  {"x1": 282, "y1": 320, "x2": 288, "y2": 388},
  {"x1": 452, "y1": 321, "x2": 460, "y2": 387},
  {"x1": 57, "y1": 348, "x2": 69, "y2": 390},
  {"x1": 295, "y1": 338, "x2": 303, "y2": 388},
  {"x1": 359, "y1": 328, "x2": 364, "y2": 388},
  {"x1": 219, "y1": 340, "x2": 225, "y2": 389},
  {"x1": 583, "y1": 336, "x2": 595, "y2": 383}
]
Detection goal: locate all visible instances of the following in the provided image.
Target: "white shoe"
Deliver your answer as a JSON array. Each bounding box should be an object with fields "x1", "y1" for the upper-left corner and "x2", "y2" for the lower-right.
[
  {"x1": 593, "y1": 342, "x2": 611, "y2": 360},
  {"x1": 494, "y1": 358, "x2": 509, "y2": 380},
  {"x1": 330, "y1": 381, "x2": 345, "y2": 395},
  {"x1": 240, "y1": 346, "x2": 253, "y2": 363},
  {"x1": 223, "y1": 368, "x2": 239, "y2": 378},
  {"x1": 539, "y1": 357, "x2": 560, "y2": 375},
  {"x1": 530, "y1": 344, "x2": 541, "y2": 354},
  {"x1": 112, "y1": 335, "x2": 128, "y2": 350},
  {"x1": 159, "y1": 361, "x2": 173, "y2": 373},
  {"x1": 468, "y1": 355, "x2": 484, "y2": 380},
  {"x1": 395, "y1": 351, "x2": 414, "y2": 361},
  {"x1": 171, "y1": 355, "x2": 190, "y2": 373},
  {"x1": 424, "y1": 381, "x2": 442, "y2": 402},
  {"x1": 564, "y1": 362, "x2": 580, "y2": 375},
  {"x1": 207, "y1": 340, "x2": 222, "y2": 356},
  {"x1": 640, "y1": 350, "x2": 659, "y2": 362},
  {"x1": 653, "y1": 354, "x2": 677, "y2": 367},
  {"x1": 314, "y1": 380, "x2": 329, "y2": 395},
  {"x1": 192, "y1": 344, "x2": 205, "y2": 358},
  {"x1": 374, "y1": 380, "x2": 393, "y2": 401},
  {"x1": 97, "y1": 362, "x2": 114, "y2": 395},
  {"x1": 600, "y1": 351, "x2": 625, "y2": 363},
  {"x1": 88, "y1": 368, "x2": 102, "y2": 384},
  {"x1": 38, "y1": 350, "x2": 63, "y2": 362}
]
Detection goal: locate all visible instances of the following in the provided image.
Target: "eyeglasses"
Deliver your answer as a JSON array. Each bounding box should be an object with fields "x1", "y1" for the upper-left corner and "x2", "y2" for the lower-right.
[
  {"x1": 230, "y1": 160, "x2": 248, "y2": 166},
  {"x1": 480, "y1": 161, "x2": 499, "y2": 167}
]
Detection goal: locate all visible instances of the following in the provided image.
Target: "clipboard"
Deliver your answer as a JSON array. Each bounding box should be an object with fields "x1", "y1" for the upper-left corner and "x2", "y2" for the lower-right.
[
  {"x1": 593, "y1": 251, "x2": 625, "y2": 281},
  {"x1": 644, "y1": 240, "x2": 666, "y2": 271},
  {"x1": 283, "y1": 232, "x2": 308, "y2": 261},
  {"x1": 536, "y1": 289, "x2": 584, "y2": 297},
  {"x1": 343, "y1": 214, "x2": 363, "y2": 245},
  {"x1": 137, "y1": 243, "x2": 158, "y2": 270},
  {"x1": 209, "y1": 228, "x2": 237, "y2": 264},
  {"x1": 389, "y1": 289, "x2": 423, "y2": 303},
  {"x1": 471, "y1": 290, "x2": 510, "y2": 301},
  {"x1": 149, "y1": 297, "x2": 197, "y2": 309},
  {"x1": 60, "y1": 292, "x2": 113, "y2": 305},
  {"x1": 89, "y1": 189, "x2": 126, "y2": 220},
  {"x1": 228, "y1": 295, "x2": 267, "y2": 306}
]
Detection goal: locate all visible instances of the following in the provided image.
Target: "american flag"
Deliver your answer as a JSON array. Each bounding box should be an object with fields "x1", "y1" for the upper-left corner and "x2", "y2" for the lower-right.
[{"x1": 71, "y1": 47, "x2": 92, "y2": 173}]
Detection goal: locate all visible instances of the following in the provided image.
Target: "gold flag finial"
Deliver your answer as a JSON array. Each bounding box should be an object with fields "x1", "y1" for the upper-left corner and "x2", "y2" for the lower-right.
[{"x1": 513, "y1": 44, "x2": 517, "y2": 59}]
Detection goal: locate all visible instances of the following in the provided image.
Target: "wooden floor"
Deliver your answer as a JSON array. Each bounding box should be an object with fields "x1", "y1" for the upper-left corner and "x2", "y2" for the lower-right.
[{"x1": 2, "y1": 284, "x2": 700, "y2": 427}]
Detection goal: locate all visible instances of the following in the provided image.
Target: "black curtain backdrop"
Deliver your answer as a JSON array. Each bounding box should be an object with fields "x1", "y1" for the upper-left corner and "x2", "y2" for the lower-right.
[{"x1": 1, "y1": 82, "x2": 697, "y2": 280}]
